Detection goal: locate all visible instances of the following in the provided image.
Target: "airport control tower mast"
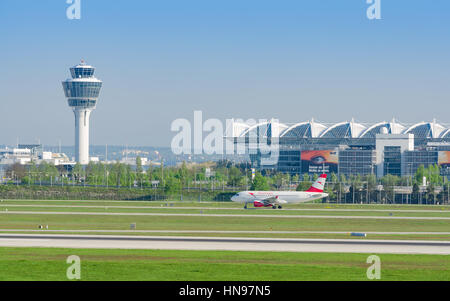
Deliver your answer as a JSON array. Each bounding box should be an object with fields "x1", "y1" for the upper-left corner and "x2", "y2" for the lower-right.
[{"x1": 62, "y1": 60, "x2": 102, "y2": 164}]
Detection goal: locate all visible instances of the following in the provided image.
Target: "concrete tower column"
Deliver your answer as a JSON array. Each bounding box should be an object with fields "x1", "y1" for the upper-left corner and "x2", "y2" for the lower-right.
[{"x1": 74, "y1": 108, "x2": 92, "y2": 164}]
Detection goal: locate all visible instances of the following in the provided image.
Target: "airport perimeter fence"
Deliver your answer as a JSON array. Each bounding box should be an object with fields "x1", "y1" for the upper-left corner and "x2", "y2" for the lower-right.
[
  {"x1": 0, "y1": 184, "x2": 238, "y2": 202},
  {"x1": 0, "y1": 183, "x2": 448, "y2": 205}
]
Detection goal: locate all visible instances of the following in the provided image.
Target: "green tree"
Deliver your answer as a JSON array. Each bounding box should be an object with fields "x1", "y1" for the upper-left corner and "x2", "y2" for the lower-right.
[
  {"x1": 72, "y1": 163, "x2": 84, "y2": 183},
  {"x1": 164, "y1": 176, "x2": 181, "y2": 194},
  {"x1": 426, "y1": 182, "x2": 436, "y2": 204},
  {"x1": 415, "y1": 165, "x2": 426, "y2": 185},
  {"x1": 228, "y1": 166, "x2": 243, "y2": 187},
  {"x1": 381, "y1": 174, "x2": 399, "y2": 203},
  {"x1": 412, "y1": 183, "x2": 420, "y2": 204},
  {"x1": 250, "y1": 173, "x2": 270, "y2": 191},
  {"x1": 135, "y1": 156, "x2": 144, "y2": 187},
  {"x1": 296, "y1": 173, "x2": 312, "y2": 191},
  {"x1": 427, "y1": 164, "x2": 442, "y2": 185}
]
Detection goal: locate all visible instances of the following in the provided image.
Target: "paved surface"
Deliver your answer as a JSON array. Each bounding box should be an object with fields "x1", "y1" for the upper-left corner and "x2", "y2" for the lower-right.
[
  {"x1": 0, "y1": 229, "x2": 449, "y2": 235},
  {"x1": 1, "y1": 210, "x2": 449, "y2": 220},
  {"x1": 0, "y1": 234, "x2": 449, "y2": 254},
  {"x1": 1, "y1": 204, "x2": 449, "y2": 213}
]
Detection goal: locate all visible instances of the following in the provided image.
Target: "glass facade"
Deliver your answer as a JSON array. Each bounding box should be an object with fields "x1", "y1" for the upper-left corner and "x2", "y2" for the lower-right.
[
  {"x1": 70, "y1": 67, "x2": 95, "y2": 79},
  {"x1": 62, "y1": 63, "x2": 102, "y2": 109},
  {"x1": 277, "y1": 150, "x2": 302, "y2": 174},
  {"x1": 321, "y1": 124, "x2": 352, "y2": 138},
  {"x1": 403, "y1": 150, "x2": 438, "y2": 176},
  {"x1": 62, "y1": 82, "x2": 102, "y2": 98},
  {"x1": 67, "y1": 99, "x2": 97, "y2": 108},
  {"x1": 282, "y1": 124, "x2": 312, "y2": 138},
  {"x1": 243, "y1": 120, "x2": 450, "y2": 177},
  {"x1": 360, "y1": 124, "x2": 389, "y2": 138},
  {"x1": 405, "y1": 124, "x2": 432, "y2": 138},
  {"x1": 260, "y1": 146, "x2": 449, "y2": 178},
  {"x1": 338, "y1": 149, "x2": 376, "y2": 176},
  {"x1": 384, "y1": 146, "x2": 402, "y2": 176},
  {"x1": 441, "y1": 130, "x2": 450, "y2": 138}
]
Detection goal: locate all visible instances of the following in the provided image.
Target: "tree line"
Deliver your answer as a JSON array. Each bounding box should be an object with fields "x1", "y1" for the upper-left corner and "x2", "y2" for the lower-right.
[{"x1": 2, "y1": 159, "x2": 448, "y2": 204}]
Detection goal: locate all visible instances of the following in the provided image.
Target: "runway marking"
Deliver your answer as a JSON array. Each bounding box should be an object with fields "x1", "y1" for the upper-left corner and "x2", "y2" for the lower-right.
[
  {"x1": 0, "y1": 204, "x2": 449, "y2": 213},
  {"x1": 0, "y1": 229, "x2": 449, "y2": 235},
  {"x1": 0, "y1": 234, "x2": 448, "y2": 254},
  {"x1": 1, "y1": 211, "x2": 449, "y2": 220},
  {"x1": 1, "y1": 234, "x2": 450, "y2": 245}
]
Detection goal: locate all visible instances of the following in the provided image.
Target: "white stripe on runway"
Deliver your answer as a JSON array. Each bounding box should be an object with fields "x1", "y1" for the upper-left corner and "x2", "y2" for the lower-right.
[
  {"x1": 0, "y1": 211, "x2": 449, "y2": 220},
  {"x1": 0, "y1": 234, "x2": 448, "y2": 254},
  {"x1": 1, "y1": 204, "x2": 449, "y2": 213},
  {"x1": 0, "y1": 229, "x2": 449, "y2": 235}
]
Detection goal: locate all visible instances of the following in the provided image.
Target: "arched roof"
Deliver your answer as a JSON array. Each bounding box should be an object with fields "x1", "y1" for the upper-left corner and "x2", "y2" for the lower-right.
[
  {"x1": 440, "y1": 128, "x2": 450, "y2": 138},
  {"x1": 403, "y1": 121, "x2": 446, "y2": 138},
  {"x1": 359, "y1": 120, "x2": 405, "y2": 138},
  {"x1": 319, "y1": 120, "x2": 366, "y2": 138},
  {"x1": 280, "y1": 120, "x2": 327, "y2": 138},
  {"x1": 231, "y1": 119, "x2": 450, "y2": 140},
  {"x1": 228, "y1": 121, "x2": 250, "y2": 137},
  {"x1": 239, "y1": 121, "x2": 288, "y2": 138}
]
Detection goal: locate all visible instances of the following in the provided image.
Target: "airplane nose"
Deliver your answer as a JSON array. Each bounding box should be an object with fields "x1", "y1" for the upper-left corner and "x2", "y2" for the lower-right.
[{"x1": 231, "y1": 195, "x2": 236, "y2": 202}]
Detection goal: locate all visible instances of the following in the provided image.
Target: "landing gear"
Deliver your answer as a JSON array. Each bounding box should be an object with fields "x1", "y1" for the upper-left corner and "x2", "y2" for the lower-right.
[
  {"x1": 278, "y1": 206, "x2": 282, "y2": 209},
  {"x1": 244, "y1": 203, "x2": 248, "y2": 209},
  {"x1": 272, "y1": 206, "x2": 277, "y2": 209}
]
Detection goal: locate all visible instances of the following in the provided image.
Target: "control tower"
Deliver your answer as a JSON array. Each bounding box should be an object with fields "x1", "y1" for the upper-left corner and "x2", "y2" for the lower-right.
[{"x1": 62, "y1": 60, "x2": 102, "y2": 164}]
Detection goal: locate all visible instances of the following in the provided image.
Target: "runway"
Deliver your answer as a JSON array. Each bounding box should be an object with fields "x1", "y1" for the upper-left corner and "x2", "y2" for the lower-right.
[
  {"x1": 0, "y1": 229, "x2": 449, "y2": 235},
  {"x1": 1, "y1": 210, "x2": 449, "y2": 220},
  {"x1": 1, "y1": 204, "x2": 449, "y2": 213},
  {"x1": 0, "y1": 234, "x2": 449, "y2": 254}
]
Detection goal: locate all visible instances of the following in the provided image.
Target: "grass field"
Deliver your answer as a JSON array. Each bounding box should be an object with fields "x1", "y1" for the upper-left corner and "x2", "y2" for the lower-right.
[
  {"x1": 2, "y1": 206, "x2": 450, "y2": 217},
  {"x1": 0, "y1": 200, "x2": 449, "y2": 281},
  {"x1": 0, "y1": 200, "x2": 449, "y2": 241},
  {"x1": 2, "y1": 199, "x2": 450, "y2": 210},
  {"x1": 0, "y1": 247, "x2": 448, "y2": 281}
]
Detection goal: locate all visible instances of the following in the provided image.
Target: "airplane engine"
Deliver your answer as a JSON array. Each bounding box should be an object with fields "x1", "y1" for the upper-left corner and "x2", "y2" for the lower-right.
[{"x1": 253, "y1": 201, "x2": 270, "y2": 207}]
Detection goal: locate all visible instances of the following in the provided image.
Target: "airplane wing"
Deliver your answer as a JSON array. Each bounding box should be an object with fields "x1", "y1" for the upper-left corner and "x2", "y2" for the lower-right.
[{"x1": 257, "y1": 196, "x2": 287, "y2": 205}]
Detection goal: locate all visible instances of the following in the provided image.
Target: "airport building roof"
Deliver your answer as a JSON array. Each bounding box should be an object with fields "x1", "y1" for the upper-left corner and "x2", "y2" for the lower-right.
[{"x1": 231, "y1": 119, "x2": 450, "y2": 139}]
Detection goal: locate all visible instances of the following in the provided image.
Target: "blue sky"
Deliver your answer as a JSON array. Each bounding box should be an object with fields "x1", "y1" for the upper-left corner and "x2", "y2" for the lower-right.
[{"x1": 0, "y1": 0, "x2": 449, "y2": 147}]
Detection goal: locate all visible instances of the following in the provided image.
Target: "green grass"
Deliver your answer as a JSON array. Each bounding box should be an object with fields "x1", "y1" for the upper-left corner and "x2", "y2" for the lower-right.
[
  {"x1": 2, "y1": 199, "x2": 450, "y2": 210},
  {"x1": 1, "y1": 206, "x2": 450, "y2": 217},
  {"x1": 1, "y1": 212, "x2": 449, "y2": 235},
  {"x1": 0, "y1": 247, "x2": 448, "y2": 281},
  {"x1": 1, "y1": 231, "x2": 449, "y2": 241},
  {"x1": 1, "y1": 200, "x2": 449, "y2": 241},
  {"x1": 0, "y1": 200, "x2": 448, "y2": 281}
]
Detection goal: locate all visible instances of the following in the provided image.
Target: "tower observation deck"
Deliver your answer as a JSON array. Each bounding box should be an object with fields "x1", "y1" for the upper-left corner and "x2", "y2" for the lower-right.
[{"x1": 62, "y1": 60, "x2": 103, "y2": 164}]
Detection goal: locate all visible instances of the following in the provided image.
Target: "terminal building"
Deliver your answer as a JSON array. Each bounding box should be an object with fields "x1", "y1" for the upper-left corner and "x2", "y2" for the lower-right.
[
  {"x1": 229, "y1": 119, "x2": 450, "y2": 178},
  {"x1": 0, "y1": 144, "x2": 72, "y2": 166}
]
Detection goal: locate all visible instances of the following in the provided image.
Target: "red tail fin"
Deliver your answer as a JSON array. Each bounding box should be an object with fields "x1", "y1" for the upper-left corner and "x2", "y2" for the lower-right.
[{"x1": 306, "y1": 174, "x2": 327, "y2": 192}]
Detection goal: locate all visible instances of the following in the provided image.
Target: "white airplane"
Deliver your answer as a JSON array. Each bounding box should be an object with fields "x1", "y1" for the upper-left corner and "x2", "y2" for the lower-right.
[{"x1": 231, "y1": 174, "x2": 328, "y2": 209}]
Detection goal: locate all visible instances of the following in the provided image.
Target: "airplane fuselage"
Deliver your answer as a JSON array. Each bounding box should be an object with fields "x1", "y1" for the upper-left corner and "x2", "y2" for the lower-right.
[{"x1": 231, "y1": 190, "x2": 328, "y2": 205}]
